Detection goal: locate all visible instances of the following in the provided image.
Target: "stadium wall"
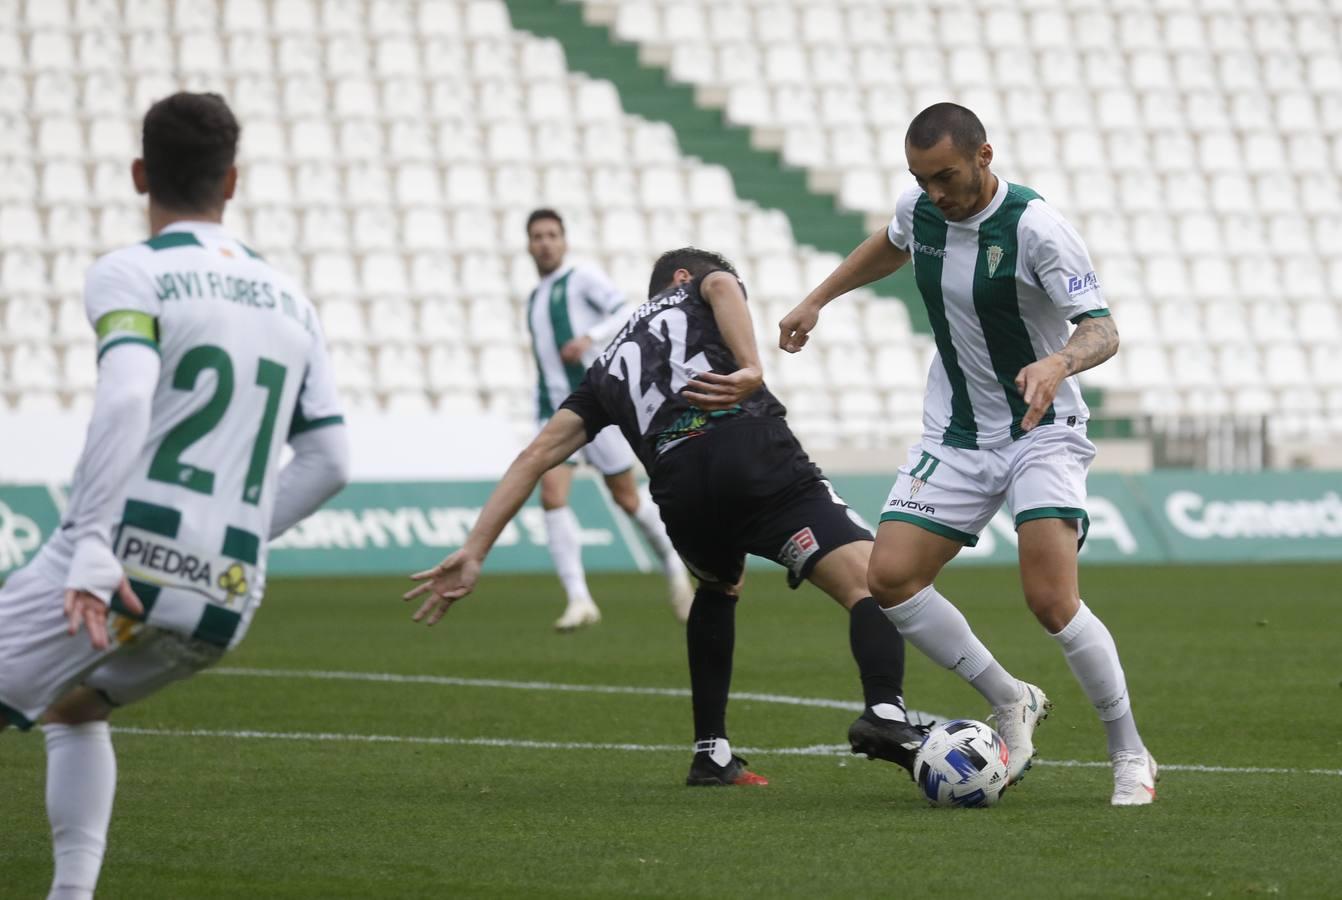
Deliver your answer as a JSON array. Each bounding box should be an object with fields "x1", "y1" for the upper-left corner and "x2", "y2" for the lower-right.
[{"x1": 1, "y1": 471, "x2": 1339, "y2": 580}]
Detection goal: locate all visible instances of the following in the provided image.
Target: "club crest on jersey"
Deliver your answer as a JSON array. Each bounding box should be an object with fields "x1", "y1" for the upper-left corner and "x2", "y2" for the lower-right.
[
  {"x1": 910, "y1": 476, "x2": 926, "y2": 497},
  {"x1": 985, "y1": 245, "x2": 1004, "y2": 277},
  {"x1": 779, "y1": 527, "x2": 819, "y2": 578}
]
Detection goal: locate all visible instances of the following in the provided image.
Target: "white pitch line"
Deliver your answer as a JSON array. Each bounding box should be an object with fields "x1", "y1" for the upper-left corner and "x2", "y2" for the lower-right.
[
  {"x1": 109, "y1": 726, "x2": 1342, "y2": 778},
  {"x1": 209, "y1": 667, "x2": 941, "y2": 727},
  {"x1": 207, "y1": 666, "x2": 870, "y2": 713}
]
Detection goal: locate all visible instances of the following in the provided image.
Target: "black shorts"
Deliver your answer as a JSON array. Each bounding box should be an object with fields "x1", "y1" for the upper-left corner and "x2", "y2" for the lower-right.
[{"x1": 649, "y1": 416, "x2": 873, "y2": 589}]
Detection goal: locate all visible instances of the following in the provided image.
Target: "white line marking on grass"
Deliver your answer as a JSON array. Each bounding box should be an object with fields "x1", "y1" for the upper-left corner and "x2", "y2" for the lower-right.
[
  {"x1": 1033, "y1": 759, "x2": 1342, "y2": 777},
  {"x1": 209, "y1": 666, "x2": 946, "y2": 726},
  {"x1": 208, "y1": 666, "x2": 869, "y2": 713},
  {"x1": 109, "y1": 727, "x2": 1342, "y2": 777}
]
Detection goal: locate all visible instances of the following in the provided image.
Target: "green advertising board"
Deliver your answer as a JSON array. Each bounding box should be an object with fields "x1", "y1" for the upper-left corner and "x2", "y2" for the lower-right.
[
  {"x1": 0, "y1": 472, "x2": 1338, "y2": 581},
  {"x1": 1132, "y1": 471, "x2": 1342, "y2": 563},
  {"x1": 267, "y1": 479, "x2": 646, "y2": 576}
]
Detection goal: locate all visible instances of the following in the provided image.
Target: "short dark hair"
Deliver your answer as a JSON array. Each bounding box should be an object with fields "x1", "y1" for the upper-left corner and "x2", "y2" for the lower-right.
[
  {"x1": 647, "y1": 247, "x2": 738, "y2": 299},
  {"x1": 905, "y1": 102, "x2": 987, "y2": 157},
  {"x1": 141, "y1": 92, "x2": 240, "y2": 212},
  {"x1": 527, "y1": 208, "x2": 564, "y2": 235}
]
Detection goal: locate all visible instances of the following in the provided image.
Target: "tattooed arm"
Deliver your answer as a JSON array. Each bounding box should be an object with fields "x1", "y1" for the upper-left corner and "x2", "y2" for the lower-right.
[
  {"x1": 1057, "y1": 314, "x2": 1121, "y2": 376},
  {"x1": 1014, "y1": 315, "x2": 1121, "y2": 432}
]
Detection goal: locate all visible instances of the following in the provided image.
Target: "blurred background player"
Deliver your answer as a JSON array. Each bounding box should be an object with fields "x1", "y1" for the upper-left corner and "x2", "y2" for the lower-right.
[
  {"x1": 0, "y1": 92, "x2": 350, "y2": 898},
  {"x1": 524, "y1": 209, "x2": 692, "y2": 630},
  {"x1": 780, "y1": 103, "x2": 1154, "y2": 806},
  {"x1": 408, "y1": 248, "x2": 926, "y2": 787}
]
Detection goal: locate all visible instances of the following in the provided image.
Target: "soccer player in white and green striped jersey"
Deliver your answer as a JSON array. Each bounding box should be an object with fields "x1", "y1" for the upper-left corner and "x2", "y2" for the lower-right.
[
  {"x1": 781, "y1": 103, "x2": 1156, "y2": 806},
  {"x1": 525, "y1": 210, "x2": 691, "y2": 630},
  {"x1": 0, "y1": 93, "x2": 351, "y2": 897}
]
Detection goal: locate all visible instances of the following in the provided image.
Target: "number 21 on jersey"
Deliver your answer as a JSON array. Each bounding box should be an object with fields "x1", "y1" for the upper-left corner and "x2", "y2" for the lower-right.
[{"x1": 609, "y1": 308, "x2": 711, "y2": 432}]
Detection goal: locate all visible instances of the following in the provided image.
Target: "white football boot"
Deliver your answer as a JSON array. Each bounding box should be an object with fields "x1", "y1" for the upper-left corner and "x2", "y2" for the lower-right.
[
  {"x1": 989, "y1": 681, "x2": 1052, "y2": 784},
  {"x1": 554, "y1": 600, "x2": 601, "y2": 632},
  {"x1": 1111, "y1": 749, "x2": 1159, "y2": 806},
  {"x1": 668, "y1": 565, "x2": 694, "y2": 624}
]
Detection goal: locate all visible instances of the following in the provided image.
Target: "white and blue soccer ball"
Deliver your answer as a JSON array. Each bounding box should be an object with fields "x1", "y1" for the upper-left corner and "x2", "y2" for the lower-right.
[{"x1": 913, "y1": 719, "x2": 1011, "y2": 808}]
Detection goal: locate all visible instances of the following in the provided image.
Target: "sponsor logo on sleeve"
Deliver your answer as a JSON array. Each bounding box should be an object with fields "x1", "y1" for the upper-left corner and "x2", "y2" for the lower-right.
[{"x1": 1066, "y1": 272, "x2": 1100, "y2": 296}]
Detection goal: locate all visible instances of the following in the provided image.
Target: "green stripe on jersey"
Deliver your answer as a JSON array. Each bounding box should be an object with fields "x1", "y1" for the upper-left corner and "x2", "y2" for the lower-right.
[
  {"x1": 974, "y1": 184, "x2": 1055, "y2": 440},
  {"x1": 193, "y1": 605, "x2": 243, "y2": 647},
  {"x1": 547, "y1": 271, "x2": 585, "y2": 391},
  {"x1": 144, "y1": 232, "x2": 202, "y2": 251},
  {"x1": 525, "y1": 287, "x2": 555, "y2": 418},
  {"x1": 912, "y1": 195, "x2": 978, "y2": 449},
  {"x1": 223, "y1": 526, "x2": 261, "y2": 565},
  {"x1": 122, "y1": 499, "x2": 181, "y2": 538},
  {"x1": 110, "y1": 580, "x2": 162, "y2": 620}
]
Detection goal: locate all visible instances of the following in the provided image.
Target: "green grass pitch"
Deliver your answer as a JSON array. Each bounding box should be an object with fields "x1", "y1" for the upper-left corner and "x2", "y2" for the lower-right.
[{"x1": 3, "y1": 563, "x2": 1340, "y2": 898}]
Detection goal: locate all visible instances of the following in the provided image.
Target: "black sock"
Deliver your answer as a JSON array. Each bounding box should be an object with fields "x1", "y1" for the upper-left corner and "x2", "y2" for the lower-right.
[
  {"x1": 686, "y1": 587, "x2": 737, "y2": 744},
  {"x1": 849, "y1": 596, "x2": 906, "y2": 710}
]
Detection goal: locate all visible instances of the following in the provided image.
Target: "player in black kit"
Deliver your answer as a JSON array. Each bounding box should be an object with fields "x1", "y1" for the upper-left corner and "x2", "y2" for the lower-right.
[{"x1": 405, "y1": 248, "x2": 925, "y2": 786}]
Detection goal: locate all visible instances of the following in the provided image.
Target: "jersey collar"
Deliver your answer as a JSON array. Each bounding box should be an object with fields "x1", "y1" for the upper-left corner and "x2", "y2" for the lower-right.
[
  {"x1": 953, "y1": 176, "x2": 1008, "y2": 228},
  {"x1": 155, "y1": 220, "x2": 229, "y2": 238},
  {"x1": 537, "y1": 261, "x2": 574, "y2": 288}
]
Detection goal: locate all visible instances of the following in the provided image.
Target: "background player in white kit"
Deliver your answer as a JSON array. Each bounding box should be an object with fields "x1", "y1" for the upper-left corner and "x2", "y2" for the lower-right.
[
  {"x1": 780, "y1": 103, "x2": 1157, "y2": 806},
  {"x1": 0, "y1": 93, "x2": 351, "y2": 898},
  {"x1": 524, "y1": 209, "x2": 691, "y2": 630}
]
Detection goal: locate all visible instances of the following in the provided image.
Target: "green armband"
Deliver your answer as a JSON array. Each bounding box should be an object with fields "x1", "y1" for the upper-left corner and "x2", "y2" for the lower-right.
[{"x1": 95, "y1": 310, "x2": 160, "y2": 361}]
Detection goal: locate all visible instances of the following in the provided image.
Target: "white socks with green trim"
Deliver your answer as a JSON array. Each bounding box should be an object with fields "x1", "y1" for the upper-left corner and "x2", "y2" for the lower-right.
[
  {"x1": 543, "y1": 507, "x2": 594, "y2": 609},
  {"x1": 1052, "y1": 600, "x2": 1144, "y2": 755},
  {"x1": 44, "y1": 722, "x2": 116, "y2": 900},
  {"x1": 881, "y1": 584, "x2": 1021, "y2": 707}
]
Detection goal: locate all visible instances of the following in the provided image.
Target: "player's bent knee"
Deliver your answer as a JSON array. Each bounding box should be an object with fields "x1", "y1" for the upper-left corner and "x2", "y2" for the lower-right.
[
  {"x1": 867, "y1": 564, "x2": 932, "y2": 607},
  {"x1": 1024, "y1": 590, "x2": 1080, "y2": 633},
  {"x1": 42, "y1": 686, "x2": 114, "y2": 726},
  {"x1": 697, "y1": 578, "x2": 741, "y2": 599}
]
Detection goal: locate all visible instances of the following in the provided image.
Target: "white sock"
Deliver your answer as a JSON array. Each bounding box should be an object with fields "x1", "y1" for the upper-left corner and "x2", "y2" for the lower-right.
[
  {"x1": 44, "y1": 722, "x2": 117, "y2": 900},
  {"x1": 629, "y1": 489, "x2": 682, "y2": 578},
  {"x1": 693, "y1": 737, "x2": 732, "y2": 766},
  {"x1": 1051, "y1": 600, "x2": 1144, "y2": 756},
  {"x1": 882, "y1": 584, "x2": 1021, "y2": 707},
  {"x1": 543, "y1": 507, "x2": 592, "y2": 607}
]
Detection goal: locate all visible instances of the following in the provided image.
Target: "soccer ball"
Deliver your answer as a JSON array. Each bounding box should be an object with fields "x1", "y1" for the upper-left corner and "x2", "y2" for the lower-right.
[{"x1": 913, "y1": 719, "x2": 1011, "y2": 808}]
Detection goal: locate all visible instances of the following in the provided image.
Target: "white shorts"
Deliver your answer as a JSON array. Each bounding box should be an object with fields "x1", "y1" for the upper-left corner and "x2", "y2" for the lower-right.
[
  {"x1": 542, "y1": 420, "x2": 636, "y2": 476},
  {"x1": 0, "y1": 536, "x2": 224, "y2": 730},
  {"x1": 880, "y1": 424, "x2": 1096, "y2": 546}
]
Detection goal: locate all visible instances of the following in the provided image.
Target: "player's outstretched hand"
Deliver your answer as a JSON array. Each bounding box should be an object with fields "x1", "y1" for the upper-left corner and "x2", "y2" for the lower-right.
[
  {"x1": 682, "y1": 366, "x2": 763, "y2": 411},
  {"x1": 1014, "y1": 355, "x2": 1070, "y2": 432},
  {"x1": 778, "y1": 302, "x2": 820, "y2": 353},
  {"x1": 64, "y1": 578, "x2": 143, "y2": 651},
  {"x1": 404, "y1": 551, "x2": 482, "y2": 626},
  {"x1": 560, "y1": 335, "x2": 592, "y2": 364}
]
